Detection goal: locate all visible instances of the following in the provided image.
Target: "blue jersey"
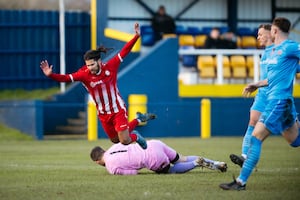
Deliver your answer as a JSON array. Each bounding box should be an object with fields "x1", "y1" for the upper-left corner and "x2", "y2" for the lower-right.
[
  {"x1": 265, "y1": 40, "x2": 300, "y2": 100},
  {"x1": 257, "y1": 44, "x2": 274, "y2": 96},
  {"x1": 251, "y1": 44, "x2": 273, "y2": 112}
]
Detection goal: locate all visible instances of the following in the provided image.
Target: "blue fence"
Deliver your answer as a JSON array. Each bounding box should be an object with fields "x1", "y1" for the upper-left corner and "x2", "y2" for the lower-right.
[
  {"x1": 0, "y1": 10, "x2": 90, "y2": 90},
  {"x1": 0, "y1": 100, "x2": 44, "y2": 140}
]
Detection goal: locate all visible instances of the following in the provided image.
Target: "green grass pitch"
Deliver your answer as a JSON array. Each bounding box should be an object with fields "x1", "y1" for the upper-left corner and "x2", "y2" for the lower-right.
[{"x1": 0, "y1": 135, "x2": 299, "y2": 200}]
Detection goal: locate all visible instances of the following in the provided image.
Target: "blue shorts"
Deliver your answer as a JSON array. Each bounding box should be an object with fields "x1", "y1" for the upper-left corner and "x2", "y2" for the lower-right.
[
  {"x1": 250, "y1": 91, "x2": 267, "y2": 112},
  {"x1": 259, "y1": 98, "x2": 297, "y2": 135}
]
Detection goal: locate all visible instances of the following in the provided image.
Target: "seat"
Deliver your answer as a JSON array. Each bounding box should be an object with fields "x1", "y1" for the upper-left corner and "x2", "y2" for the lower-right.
[
  {"x1": 140, "y1": 25, "x2": 155, "y2": 46},
  {"x1": 163, "y1": 33, "x2": 177, "y2": 39},
  {"x1": 236, "y1": 36, "x2": 242, "y2": 48},
  {"x1": 178, "y1": 34, "x2": 195, "y2": 46},
  {"x1": 176, "y1": 25, "x2": 188, "y2": 35},
  {"x1": 179, "y1": 35, "x2": 196, "y2": 68},
  {"x1": 201, "y1": 26, "x2": 213, "y2": 35},
  {"x1": 241, "y1": 36, "x2": 257, "y2": 49},
  {"x1": 246, "y1": 56, "x2": 254, "y2": 78},
  {"x1": 140, "y1": 25, "x2": 153, "y2": 34},
  {"x1": 197, "y1": 55, "x2": 216, "y2": 78},
  {"x1": 230, "y1": 55, "x2": 247, "y2": 79},
  {"x1": 219, "y1": 26, "x2": 229, "y2": 34},
  {"x1": 237, "y1": 27, "x2": 254, "y2": 36},
  {"x1": 213, "y1": 56, "x2": 231, "y2": 79},
  {"x1": 246, "y1": 56, "x2": 261, "y2": 78},
  {"x1": 180, "y1": 46, "x2": 197, "y2": 68},
  {"x1": 194, "y1": 35, "x2": 207, "y2": 48},
  {"x1": 222, "y1": 56, "x2": 231, "y2": 79},
  {"x1": 187, "y1": 26, "x2": 202, "y2": 36}
]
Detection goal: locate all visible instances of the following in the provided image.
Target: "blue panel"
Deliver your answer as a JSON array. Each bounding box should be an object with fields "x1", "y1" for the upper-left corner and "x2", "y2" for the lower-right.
[
  {"x1": 187, "y1": 26, "x2": 202, "y2": 36},
  {"x1": 210, "y1": 98, "x2": 253, "y2": 136},
  {"x1": 0, "y1": 100, "x2": 44, "y2": 140},
  {"x1": 237, "y1": 27, "x2": 255, "y2": 36},
  {"x1": 0, "y1": 10, "x2": 90, "y2": 90},
  {"x1": 43, "y1": 101, "x2": 85, "y2": 134}
]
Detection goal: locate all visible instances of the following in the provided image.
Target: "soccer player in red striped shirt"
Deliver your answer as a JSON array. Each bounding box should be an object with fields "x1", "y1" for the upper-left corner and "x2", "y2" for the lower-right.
[{"x1": 40, "y1": 23, "x2": 155, "y2": 149}]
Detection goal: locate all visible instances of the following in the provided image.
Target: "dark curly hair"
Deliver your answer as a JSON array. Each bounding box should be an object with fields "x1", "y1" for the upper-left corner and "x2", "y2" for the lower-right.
[{"x1": 83, "y1": 46, "x2": 113, "y2": 61}]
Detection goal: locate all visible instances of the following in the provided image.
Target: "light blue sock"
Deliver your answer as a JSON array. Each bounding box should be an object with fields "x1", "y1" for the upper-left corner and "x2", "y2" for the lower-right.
[
  {"x1": 186, "y1": 156, "x2": 215, "y2": 165},
  {"x1": 169, "y1": 162, "x2": 196, "y2": 173},
  {"x1": 242, "y1": 125, "x2": 254, "y2": 158},
  {"x1": 203, "y1": 157, "x2": 214, "y2": 163},
  {"x1": 237, "y1": 136, "x2": 262, "y2": 185},
  {"x1": 186, "y1": 156, "x2": 198, "y2": 162},
  {"x1": 290, "y1": 131, "x2": 300, "y2": 147}
]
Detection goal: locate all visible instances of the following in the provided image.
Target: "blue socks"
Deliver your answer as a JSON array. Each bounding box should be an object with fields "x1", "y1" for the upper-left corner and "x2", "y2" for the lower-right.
[
  {"x1": 238, "y1": 136, "x2": 262, "y2": 185},
  {"x1": 169, "y1": 161, "x2": 196, "y2": 173},
  {"x1": 290, "y1": 131, "x2": 300, "y2": 147},
  {"x1": 186, "y1": 156, "x2": 198, "y2": 162},
  {"x1": 169, "y1": 156, "x2": 198, "y2": 173},
  {"x1": 242, "y1": 125, "x2": 254, "y2": 158}
]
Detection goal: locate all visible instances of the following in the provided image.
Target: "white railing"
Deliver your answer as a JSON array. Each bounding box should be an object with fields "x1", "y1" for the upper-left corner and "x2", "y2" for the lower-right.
[{"x1": 178, "y1": 49, "x2": 264, "y2": 84}]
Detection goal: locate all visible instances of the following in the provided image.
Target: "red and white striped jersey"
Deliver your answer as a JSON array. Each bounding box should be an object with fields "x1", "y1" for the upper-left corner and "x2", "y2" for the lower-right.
[{"x1": 48, "y1": 34, "x2": 139, "y2": 115}]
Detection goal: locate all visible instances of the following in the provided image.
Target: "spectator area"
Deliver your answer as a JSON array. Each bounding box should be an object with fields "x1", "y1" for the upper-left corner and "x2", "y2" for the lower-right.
[{"x1": 140, "y1": 25, "x2": 259, "y2": 48}]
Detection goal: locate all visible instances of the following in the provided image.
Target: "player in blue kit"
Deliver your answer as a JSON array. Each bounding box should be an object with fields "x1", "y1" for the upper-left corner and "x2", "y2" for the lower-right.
[
  {"x1": 230, "y1": 24, "x2": 273, "y2": 167},
  {"x1": 220, "y1": 17, "x2": 300, "y2": 190}
]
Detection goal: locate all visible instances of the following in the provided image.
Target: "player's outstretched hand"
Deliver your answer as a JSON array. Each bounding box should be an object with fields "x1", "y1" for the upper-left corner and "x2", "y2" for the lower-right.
[
  {"x1": 134, "y1": 23, "x2": 140, "y2": 36},
  {"x1": 242, "y1": 83, "x2": 258, "y2": 97},
  {"x1": 40, "y1": 60, "x2": 53, "y2": 76}
]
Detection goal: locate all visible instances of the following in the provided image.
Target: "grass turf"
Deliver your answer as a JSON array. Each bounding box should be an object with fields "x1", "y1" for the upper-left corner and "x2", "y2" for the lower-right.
[
  {"x1": 0, "y1": 135, "x2": 299, "y2": 200},
  {"x1": 0, "y1": 87, "x2": 60, "y2": 100}
]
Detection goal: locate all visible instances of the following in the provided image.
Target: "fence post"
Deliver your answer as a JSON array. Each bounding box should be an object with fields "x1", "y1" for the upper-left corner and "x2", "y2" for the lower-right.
[
  {"x1": 128, "y1": 94, "x2": 147, "y2": 126},
  {"x1": 201, "y1": 98, "x2": 211, "y2": 139},
  {"x1": 87, "y1": 96, "x2": 97, "y2": 141}
]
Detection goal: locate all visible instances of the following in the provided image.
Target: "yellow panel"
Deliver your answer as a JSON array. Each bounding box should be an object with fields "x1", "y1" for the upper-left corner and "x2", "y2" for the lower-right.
[
  {"x1": 178, "y1": 83, "x2": 300, "y2": 97},
  {"x1": 104, "y1": 28, "x2": 141, "y2": 52}
]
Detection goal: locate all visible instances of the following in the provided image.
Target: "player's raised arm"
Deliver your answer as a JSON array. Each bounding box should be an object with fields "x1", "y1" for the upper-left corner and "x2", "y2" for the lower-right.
[
  {"x1": 40, "y1": 60, "x2": 53, "y2": 76},
  {"x1": 134, "y1": 22, "x2": 140, "y2": 36},
  {"x1": 118, "y1": 23, "x2": 140, "y2": 59},
  {"x1": 40, "y1": 60, "x2": 73, "y2": 82}
]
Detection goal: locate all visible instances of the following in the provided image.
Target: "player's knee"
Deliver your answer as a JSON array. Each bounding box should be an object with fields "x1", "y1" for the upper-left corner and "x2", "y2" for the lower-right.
[{"x1": 119, "y1": 137, "x2": 131, "y2": 145}]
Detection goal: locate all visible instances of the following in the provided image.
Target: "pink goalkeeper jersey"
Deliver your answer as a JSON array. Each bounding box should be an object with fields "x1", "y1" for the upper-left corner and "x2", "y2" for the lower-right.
[
  {"x1": 48, "y1": 34, "x2": 139, "y2": 115},
  {"x1": 103, "y1": 140, "x2": 177, "y2": 175}
]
